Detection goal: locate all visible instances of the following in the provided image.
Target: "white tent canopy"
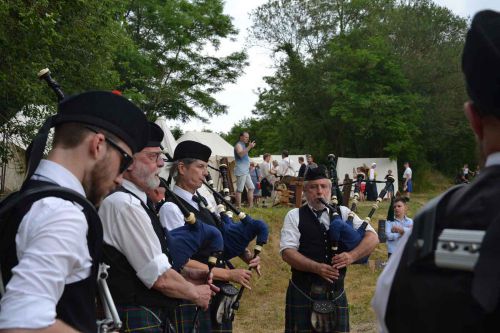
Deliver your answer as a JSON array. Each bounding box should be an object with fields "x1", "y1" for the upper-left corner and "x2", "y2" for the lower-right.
[
  {"x1": 155, "y1": 117, "x2": 177, "y2": 158},
  {"x1": 336, "y1": 157, "x2": 399, "y2": 195},
  {"x1": 177, "y1": 131, "x2": 235, "y2": 161}
]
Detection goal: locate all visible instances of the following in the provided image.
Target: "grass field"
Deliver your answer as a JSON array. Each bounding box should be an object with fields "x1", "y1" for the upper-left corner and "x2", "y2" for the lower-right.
[{"x1": 230, "y1": 191, "x2": 443, "y2": 333}]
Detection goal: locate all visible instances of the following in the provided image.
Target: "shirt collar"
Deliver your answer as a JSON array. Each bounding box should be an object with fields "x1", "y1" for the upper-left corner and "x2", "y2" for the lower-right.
[
  {"x1": 173, "y1": 185, "x2": 199, "y2": 210},
  {"x1": 485, "y1": 152, "x2": 500, "y2": 167},
  {"x1": 32, "y1": 159, "x2": 85, "y2": 196},
  {"x1": 307, "y1": 203, "x2": 329, "y2": 216},
  {"x1": 122, "y1": 179, "x2": 148, "y2": 205}
]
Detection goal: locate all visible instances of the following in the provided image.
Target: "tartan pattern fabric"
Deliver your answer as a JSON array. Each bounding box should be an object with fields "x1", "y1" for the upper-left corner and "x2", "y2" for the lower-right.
[
  {"x1": 172, "y1": 300, "x2": 233, "y2": 333},
  {"x1": 173, "y1": 300, "x2": 212, "y2": 333},
  {"x1": 118, "y1": 305, "x2": 174, "y2": 332},
  {"x1": 285, "y1": 281, "x2": 349, "y2": 333}
]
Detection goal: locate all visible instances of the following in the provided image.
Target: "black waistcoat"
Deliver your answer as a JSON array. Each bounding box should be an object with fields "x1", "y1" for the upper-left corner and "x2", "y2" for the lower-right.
[
  {"x1": 102, "y1": 186, "x2": 177, "y2": 308},
  {"x1": 0, "y1": 180, "x2": 101, "y2": 332},
  {"x1": 165, "y1": 194, "x2": 222, "y2": 265},
  {"x1": 292, "y1": 205, "x2": 345, "y2": 290}
]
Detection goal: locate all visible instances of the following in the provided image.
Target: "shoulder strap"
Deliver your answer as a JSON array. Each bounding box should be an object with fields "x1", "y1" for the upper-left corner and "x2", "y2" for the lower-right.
[{"x1": 0, "y1": 183, "x2": 100, "y2": 292}]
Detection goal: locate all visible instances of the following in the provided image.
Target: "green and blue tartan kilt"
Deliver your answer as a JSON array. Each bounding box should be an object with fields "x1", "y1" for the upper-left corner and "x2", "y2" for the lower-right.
[
  {"x1": 173, "y1": 300, "x2": 211, "y2": 333},
  {"x1": 117, "y1": 305, "x2": 175, "y2": 332},
  {"x1": 173, "y1": 300, "x2": 233, "y2": 333},
  {"x1": 285, "y1": 281, "x2": 349, "y2": 333}
]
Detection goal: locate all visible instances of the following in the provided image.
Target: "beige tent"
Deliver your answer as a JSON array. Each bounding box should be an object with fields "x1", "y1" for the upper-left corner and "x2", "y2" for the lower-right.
[{"x1": 176, "y1": 131, "x2": 236, "y2": 192}]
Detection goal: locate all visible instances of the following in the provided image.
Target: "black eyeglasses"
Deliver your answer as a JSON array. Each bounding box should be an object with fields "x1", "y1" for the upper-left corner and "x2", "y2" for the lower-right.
[{"x1": 86, "y1": 127, "x2": 133, "y2": 173}]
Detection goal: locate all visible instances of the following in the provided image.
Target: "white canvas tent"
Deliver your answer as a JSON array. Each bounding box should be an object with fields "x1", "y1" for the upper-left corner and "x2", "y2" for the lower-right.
[
  {"x1": 155, "y1": 117, "x2": 177, "y2": 158},
  {"x1": 336, "y1": 157, "x2": 399, "y2": 195}
]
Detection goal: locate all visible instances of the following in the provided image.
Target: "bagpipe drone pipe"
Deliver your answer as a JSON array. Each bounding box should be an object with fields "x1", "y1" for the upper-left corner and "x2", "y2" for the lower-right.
[
  {"x1": 201, "y1": 178, "x2": 269, "y2": 261},
  {"x1": 319, "y1": 175, "x2": 395, "y2": 263}
]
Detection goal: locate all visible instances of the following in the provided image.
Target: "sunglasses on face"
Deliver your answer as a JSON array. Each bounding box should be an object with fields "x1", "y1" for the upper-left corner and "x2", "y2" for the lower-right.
[{"x1": 85, "y1": 127, "x2": 133, "y2": 173}]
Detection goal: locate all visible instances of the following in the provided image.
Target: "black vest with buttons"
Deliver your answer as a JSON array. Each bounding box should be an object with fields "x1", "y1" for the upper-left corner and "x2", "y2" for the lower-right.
[
  {"x1": 101, "y1": 187, "x2": 177, "y2": 308},
  {"x1": 291, "y1": 205, "x2": 346, "y2": 290}
]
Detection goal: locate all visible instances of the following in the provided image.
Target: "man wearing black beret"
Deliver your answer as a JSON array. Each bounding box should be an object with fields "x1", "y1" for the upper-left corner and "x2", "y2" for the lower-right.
[
  {"x1": 99, "y1": 126, "x2": 214, "y2": 332},
  {"x1": 159, "y1": 140, "x2": 260, "y2": 333},
  {"x1": 373, "y1": 10, "x2": 500, "y2": 332},
  {"x1": 280, "y1": 165, "x2": 378, "y2": 332},
  {"x1": 0, "y1": 91, "x2": 149, "y2": 332}
]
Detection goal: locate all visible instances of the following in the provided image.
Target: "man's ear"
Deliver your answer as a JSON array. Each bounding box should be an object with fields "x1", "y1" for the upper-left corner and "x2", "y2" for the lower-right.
[
  {"x1": 89, "y1": 132, "x2": 106, "y2": 159},
  {"x1": 464, "y1": 102, "x2": 484, "y2": 140},
  {"x1": 178, "y1": 161, "x2": 186, "y2": 176}
]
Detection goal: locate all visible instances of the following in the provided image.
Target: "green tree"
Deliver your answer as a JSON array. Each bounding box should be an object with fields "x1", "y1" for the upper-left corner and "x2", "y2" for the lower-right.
[{"x1": 118, "y1": 0, "x2": 248, "y2": 121}]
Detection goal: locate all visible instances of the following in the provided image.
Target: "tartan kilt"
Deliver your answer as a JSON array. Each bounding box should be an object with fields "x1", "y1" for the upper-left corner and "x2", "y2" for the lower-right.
[
  {"x1": 117, "y1": 305, "x2": 174, "y2": 333},
  {"x1": 173, "y1": 300, "x2": 233, "y2": 333},
  {"x1": 174, "y1": 300, "x2": 211, "y2": 333},
  {"x1": 285, "y1": 281, "x2": 349, "y2": 333}
]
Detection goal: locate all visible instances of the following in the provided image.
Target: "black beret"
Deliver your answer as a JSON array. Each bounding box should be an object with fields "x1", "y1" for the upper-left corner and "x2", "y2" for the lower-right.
[
  {"x1": 462, "y1": 10, "x2": 500, "y2": 116},
  {"x1": 173, "y1": 140, "x2": 211, "y2": 162},
  {"x1": 305, "y1": 165, "x2": 329, "y2": 181},
  {"x1": 146, "y1": 122, "x2": 164, "y2": 149},
  {"x1": 55, "y1": 91, "x2": 149, "y2": 153}
]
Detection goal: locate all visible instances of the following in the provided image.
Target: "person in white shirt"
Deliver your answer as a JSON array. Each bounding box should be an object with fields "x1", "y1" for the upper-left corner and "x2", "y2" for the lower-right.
[
  {"x1": 279, "y1": 150, "x2": 296, "y2": 177},
  {"x1": 373, "y1": 11, "x2": 500, "y2": 332},
  {"x1": 99, "y1": 124, "x2": 214, "y2": 333},
  {"x1": 402, "y1": 161, "x2": 413, "y2": 198},
  {"x1": 159, "y1": 140, "x2": 260, "y2": 332},
  {"x1": 0, "y1": 91, "x2": 149, "y2": 332},
  {"x1": 280, "y1": 165, "x2": 378, "y2": 332}
]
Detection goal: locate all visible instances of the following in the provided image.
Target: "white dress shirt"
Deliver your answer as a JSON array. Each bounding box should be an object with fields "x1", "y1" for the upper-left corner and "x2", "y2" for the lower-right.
[
  {"x1": 280, "y1": 205, "x2": 376, "y2": 254},
  {"x1": 99, "y1": 179, "x2": 171, "y2": 289},
  {"x1": 0, "y1": 160, "x2": 91, "y2": 329},
  {"x1": 159, "y1": 185, "x2": 199, "y2": 231}
]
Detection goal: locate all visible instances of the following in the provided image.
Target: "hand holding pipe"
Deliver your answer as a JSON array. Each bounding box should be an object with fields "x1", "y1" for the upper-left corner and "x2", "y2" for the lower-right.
[{"x1": 230, "y1": 244, "x2": 263, "y2": 314}]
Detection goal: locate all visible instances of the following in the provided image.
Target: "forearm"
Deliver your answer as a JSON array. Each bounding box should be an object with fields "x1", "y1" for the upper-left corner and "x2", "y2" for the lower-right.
[
  {"x1": 0, "y1": 320, "x2": 80, "y2": 333},
  {"x1": 184, "y1": 259, "x2": 230, "y2": 281},
  {"x1": 282, "y1": 248, "x2": 321, "y2": 275},
  {"x1": 152, "y1": 268, "x2": 199, "y2": 302},
  {"x1": 348, "y1": 231, "x2": 379, "y2": 261}
]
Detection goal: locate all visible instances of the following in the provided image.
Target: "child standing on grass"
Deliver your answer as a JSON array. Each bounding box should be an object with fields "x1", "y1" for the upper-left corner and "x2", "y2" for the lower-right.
[{"x1": 385, "y1": 197, "x2": 413, "y2": 259}]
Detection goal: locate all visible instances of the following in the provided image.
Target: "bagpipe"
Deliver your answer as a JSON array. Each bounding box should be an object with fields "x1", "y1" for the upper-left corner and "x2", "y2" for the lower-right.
[
  {"x1": 327, "y1": 154, "x2": 346, "y2": 206},
  {"x1": 201, "y1": 179, "x2": 269, "y2": 261},
  {"x1": 199, "y1": 165, "x2": 269, "y2": 322},
  {"x1": 319, "y1": 174, "x2": 395, "y2": 264},
  {"x1": 159, "y1": 178, "x2": 224, "y2": 271},
  {"x1": 38, "y1": 69, "x2": 122, "y2": 332}
]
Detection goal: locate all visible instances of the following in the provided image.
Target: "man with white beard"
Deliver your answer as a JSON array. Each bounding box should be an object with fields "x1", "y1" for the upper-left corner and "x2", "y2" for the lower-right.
[{"x1": 98, "y1": 122, "x2": 213, "y2": 332}]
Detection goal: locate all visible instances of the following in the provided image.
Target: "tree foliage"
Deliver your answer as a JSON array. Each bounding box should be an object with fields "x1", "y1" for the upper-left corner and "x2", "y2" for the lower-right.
[
  {"x1": 240, "y1": 0, "x2": 473, "y2": 176},
  {"x1": 0, "y1": 0, "x2": 247, "y2": 163}
]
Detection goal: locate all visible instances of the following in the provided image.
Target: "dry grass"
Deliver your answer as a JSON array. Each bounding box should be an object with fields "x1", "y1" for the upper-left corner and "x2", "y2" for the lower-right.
[{"x1": 231, "y1": 192, "x2": 441, "y2": 333}]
